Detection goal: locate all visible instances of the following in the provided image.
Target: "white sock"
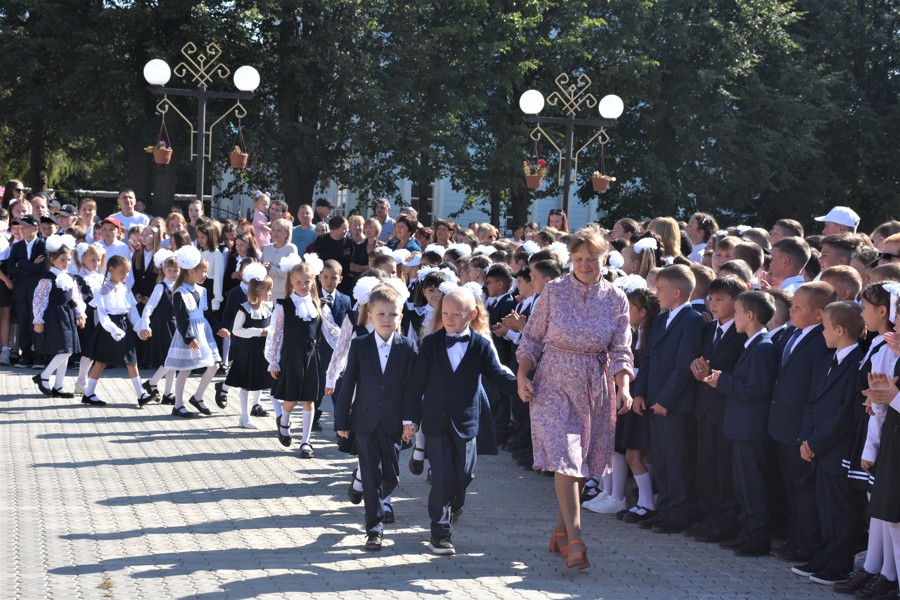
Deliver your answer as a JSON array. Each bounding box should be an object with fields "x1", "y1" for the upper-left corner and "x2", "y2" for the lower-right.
[
  {"x1": 251, "y1": 390, "x2": 262, "y2": 406},
  {"x1": 866, "y1": 518, "x2": 885, "y2": 574},
  {"x1": 889, "y1": 521, "x2": 900, "y2": 583},
  {"x1": 881, "y1": 519, "x2": 897, "y2": 581},
  {"x1": 76, "y1": 357, "x2": 92, "y2": 388},
  {"x1": 279, "y1": 411, "x2": 291, "y2": 435},
  {"x1": 131, "y1": 376, "x2": 143, "y2": 398},
  {"x1": 413, "y1": 430, "x2": 425, "y2": 460},
  {"x1": 42, "y1": 353, "x2": 68, "y2": 384},
  {"x1": 352, "y1": 460, "x2": 363, "y2": 492},
  {"x1": 601, "y1": 473, "x2": 612, "y2": 497},
  {"x1": 194, "y1": 365, "x2": 217, "y2": 400},
  {"x1": 149, "y1": 366, "x2": 167, "y2": 386},
  {"x1": 635, "y1": 472, "x2": 655, "y2": 510},
  {"x1": 383, "y1": 494, "x2": 392, "y2": 506},
  {"x1": 174, "y1": 370, "x2": 190, "y2": 409},
  {"x1": 221, "y1": 383, "x2": 230, "y2": 392},
  {"x1": 611, "y1": 452, "x2": 628, "y2": 501},
  {"x1": 54, "y1": 353, "x2": 71, "y2": 389},
  {"x1": 222, "y1": 337, "x2": 231, "y2": 364},
  {"x1": 271, "y1": 396, "x2": 283, "y2": 418},
  {"x1": 239, "y1": 389, "x2": 249, "y2": 421},
  {"x1": 85, "y1": 377, "x2": 98, "y2": 397},
  {"x1": 301, "y1": 410, "x2": 313, "y2": 444},
  {"x1": 163, "y1": 371, "x2": 175, "y2": 396}
]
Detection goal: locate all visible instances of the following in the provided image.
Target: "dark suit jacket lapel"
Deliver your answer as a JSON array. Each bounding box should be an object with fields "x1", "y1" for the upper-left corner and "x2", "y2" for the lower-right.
[
  {"x1": 709, "y1": 326, "x2": 737, "y2": 360},
  {"x1": 382, "y1": 335, "x2": 407, "y2": 381},
  {"x1": 815, "y1": 346, "x2": 861, "y2": 398},
  {"x1": 365, "y1": 333, "x2": 384, "y2": 380},
  {"x1": 656, "y1": 308, "x2": 687, "y2": 343},
  {"x1": 734, "y1": 334, "x2": 763, "y2": 370},
  {"x1": 783, "y1": 325, "x2": 822, "y2": 369},
  {"x1": 456, "y1": 330, "x2": 480, "y2": 374}
]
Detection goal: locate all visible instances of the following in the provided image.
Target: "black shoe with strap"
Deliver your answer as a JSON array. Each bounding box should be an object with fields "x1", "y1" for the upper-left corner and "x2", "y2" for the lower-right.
[{"x1": 32, "y1": 374, "x2": 53, "y2": 397}]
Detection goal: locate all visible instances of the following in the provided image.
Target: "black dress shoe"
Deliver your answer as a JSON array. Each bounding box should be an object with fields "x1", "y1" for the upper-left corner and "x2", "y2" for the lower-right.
[
  {"x1": 171, "y1": 406, "x2": 195, "y2": 418},
  {"x1": 142, "y1": 380, "x2": 160, "y2": 401},
  {"x1": 638, "y1": 514, "x2": 665, "y2": 529},
  {"x1": 81, "y1": 394, "x2": 106, "y2": 406},
  {"x1": 311, "y1": 420, "x2": 323, "y2": 432},
  {"x1": 32, "y1": 374, "x2": 53, "y2": 397},
  {"x1": 214, "y1": 382, "x2": 228, "y2": 408},
  {"x1": 719, "y1": 535, "x2": 749, "y2": 549},
  {"x1": 189, "y1": 396, "x2": 212, "y2": 415},
  {"x1": 51, "y1": 388, "x2": 75, "y2": 399},
  {"x1": 160, "y1": 394, "x2": 176, "y2": 405},
  {"x1": 694, "y1": 529, "x2": 738, "y2": 544},
  {"x1": 137, "y1": 393, "x2": 155, "y2": 407},
  {"x1": 683, "y1": 523, "x2": 710, "y2": 538},
  {"x1": 250, "y1": 404, "x2": 268, "y2": 417},
  {"x1": 277, "y1": 418, "x2": 292, "y2": 447},
  {"x1": 653, "y1": 520, "x2": 689, "y2": 534},
  {"x1": 299, "y1": 442, "x2": 315, "y2": 458},
  {"x1": 346, "y1": 469, "x2": 363, "y2": 505},
  {"x1": 623, "y1": 507, "x2": 658, "y2": 524},
  {"x1": 365, "y1": 531, "x2": 383, "y2": 551},
  {"x1": 832, "y1": 567, "x2": 876, "y2": 594},
  {"x1": 854, "y1": 573, "x2": 898, "y2": 598},
  {"x1": 382, "y1": 503, "x2": 395, "y2": 524},
  {"x1": 733, "y1": 539, "x2": 771, "y2": 557}
]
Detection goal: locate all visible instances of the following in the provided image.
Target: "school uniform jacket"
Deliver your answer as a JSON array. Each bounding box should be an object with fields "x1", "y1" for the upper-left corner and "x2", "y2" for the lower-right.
[
  {"x1": 403, "y1": 329, "x2": 518, "y2": 440},
  {"x1": 321, "y1": 289, "x2": 351, "y2": 335},
  {"x1": 333, "y1": 332, "x2": 418, "y2": 435},
  {"x1": 800, "y1": 344, "x2": 866, "y2": 474},
  {"x1": 8, "y1": 238, "x2": 48, "y2": 300},
  {"x1": 693, "y1": 321, "x2": 747, "y2": 424},
  {"x1": 633, "y1": 307, "x2": 705, "y2": 412},
  {"x1": 717, "y1": 333, "x2": 778, "y2": 442},
  {"x1": 767, "y1": 324, "x2": 830, "y2": 446}
]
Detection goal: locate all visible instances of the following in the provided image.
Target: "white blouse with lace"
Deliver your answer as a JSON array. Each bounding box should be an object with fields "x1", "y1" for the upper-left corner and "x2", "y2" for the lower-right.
[
  {"x1": 264, "y1": 293, "x2": 340, "y2": 372},
  {"x1": 325, "y1": 316, "x2": 376, "y2": 389},
  {"x1": 201, "y1": 248, "x2": 225, "y2": 310},
  {"x1": 32, "y1": 268, "x2": 87, "y2": 324},
  {"x1": 91, "y1": 281, "x2": 142, "y2": 340}
]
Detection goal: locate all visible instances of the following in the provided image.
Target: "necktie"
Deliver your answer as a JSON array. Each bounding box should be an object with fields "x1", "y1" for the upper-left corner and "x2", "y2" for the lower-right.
[
  {"x1": 324, "y1": 294, "x2": 333, "y2": 306},
  {"x1": 782, "y1": 328, "x2": 803, "y2": 367},
  {"x1": 713, "y1": 326, "x2": 724, "y2": 349},
  {"x1": 446, "y1": 334, "x2": 470, "y2": 348},
  {"x1": 827, "y1": 354, "x2": 838, "y2": 377}
]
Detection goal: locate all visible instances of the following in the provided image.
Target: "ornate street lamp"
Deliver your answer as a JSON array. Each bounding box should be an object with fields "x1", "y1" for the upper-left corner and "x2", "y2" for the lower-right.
[{"x1": 143, "y1": 42, "x2": 260, "y2": 201}]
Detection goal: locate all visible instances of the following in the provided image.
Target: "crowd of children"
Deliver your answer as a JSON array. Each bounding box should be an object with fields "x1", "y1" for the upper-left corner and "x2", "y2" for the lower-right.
[{"x1": 2, "y1": 182, "x2": 900, "y2": 588}]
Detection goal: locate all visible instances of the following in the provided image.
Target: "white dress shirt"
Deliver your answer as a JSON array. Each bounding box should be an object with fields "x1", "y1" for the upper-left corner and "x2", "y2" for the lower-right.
[
  {"x1": 744, "y1": 328, "x2": 768, "y2": 348},
  {"x1": 780, "y1": 275, "x2": 806, "y2": 294},
  {"x1": 665, "y1": 302, "x2": 692, "y2": 329},
  {"x1": 446, "y1": 328, "x2": 471, "y2": 372},
  {"x1": 375, "y1": 332, "x2": 394, "y2": 373}
]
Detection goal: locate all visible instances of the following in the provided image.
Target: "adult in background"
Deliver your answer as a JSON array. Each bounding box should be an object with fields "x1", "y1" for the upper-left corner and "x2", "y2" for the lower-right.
[
  {"x1": 110, "y1": 188, "x2": 150, "y2": 231},
  {"x1": 516, "y1": 227, "x2": 634, "y2": 570},
  {"x1": 79, "y1": 199, "x2": 98, "y2": 243},
  {"x1": 386, "y1": 214, "x2": 422, "y2": 253},
  {"x1": 547, "y1": 209, "x2": 568, "y2": 233},
  {"x1": 815, "y1": 206, "x2": 860, "y2": 235},
  {"x1": 313, "y1": 197, "x2": 333, "y2": 225},
  {"x1": 291, "y1": 204, "x2": 317, "y2": 253},
  {"x1": 350, "y1": 217, "x2": 382, "y2": 276},
  {"x1": 313, "y1": 215, "x2": 355, "y2": 295},
  {"x1": 187, "y1": 199, "x2": 204, "y2": 240},
  {"x1": 2, "y1": 180, "x2": 26, "y2": 209},
  {"x1": 374, "y1": 198, "x2": 395, "y2": 243}
]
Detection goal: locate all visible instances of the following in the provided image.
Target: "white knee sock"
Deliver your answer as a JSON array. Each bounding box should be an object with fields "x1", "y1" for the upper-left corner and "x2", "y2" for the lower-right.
[
  {"x1": 194, "y1": 365, "x2": 217, "y2": 400},
  {"x1": 611, "y1": 452, "x2": 628, "y2": 501},
  {"x1": 413, "y1": 430, "x2": 425, "y2": 460},
  {"x1": 882, "y1": 519, "x2": 897, "y2": 581},
  {"x1": 53, "y1": 353, "x2": 71, "y2": 389},
  {"x1": 174, "y1": 370, "x2": 190, "y2": 409},
  {"x1": 131, "y1": 376, "x2": 143, "y2": 398},
  {"x1": 42, "y1": 353, "x2": 68, "y2": 385},
  {"x1": 866, "y1": 518, "x2": 885, "y2": 574},
  {"x1": 163, "y1": 371, "x2": 175, "y2": 396},
  {"x1": 889, "y1": 521, "x2": 900, "y2": 584},
  {"x1": 221, "y1": 383, "x2": 230, "y2": 392},
  {"x1": 352, "y1": 460, "x2": 363, "y2": 492},
  {"x1": 149, "y1": 366, "x2": 167, "y2": 386},
  {"x1": 239, "y1": 389, "x2": 249, "y2": 421},
  {"x1": 300, "y1": 410, "x2": 313, "y2": 444},
  {"x1": 85, "y1": 377, "x2": 98, "y2": 397},
  {"x1": 271, "y1": 396, "x2": 283, "y2": 418},
  {"x1": 251, "y1": 390, "x2": 262, "y2": 406},
  {"x1": 76, "y1": 357, "x2": 92, "y2": 388},
  {"x1": 279, "y1": 411, "x2": 291, "y2": 436},
  {"x1": 635, "y1": 471, "x2": 655, "y2": 510},
  {"x1": 222, "y1": 336, "x2": 231, "y2": 364}
]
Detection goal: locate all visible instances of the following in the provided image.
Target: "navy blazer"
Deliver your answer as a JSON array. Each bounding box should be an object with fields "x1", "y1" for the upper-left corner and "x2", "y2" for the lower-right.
[
  {"x1": 633, "y1": 306, "x2": 705, "y2": 412},
  {"x1": 334, "y1": 332, "x2": 418, "y2": 435},
  {"x1": 488, "y1": 292, "x2": 516, "y2": 365},
  {"x1": 322, "y1": 288, "x2": 351, "y2": 331},
  {"x1": 767, "y1": 324, "x2": 830, "y2": 445},
  {"x1": 403, "y1": 329, "x2": 518, "y2": 440},
  {"x1": 693, "y1": 321, "x2": 747, "y2": 424},
  {"x1": 800, "y1": 344, "x2": 866, "y2": 474},
  {"x1": 8, "y1": 238, "x2": 48, "y2": 300},
  {"x1": 717, "y1": 332, "x2": 778, "y2": 442},
  {"x1": 221, "y1": 285, "x2": 248, "y2": 331}
]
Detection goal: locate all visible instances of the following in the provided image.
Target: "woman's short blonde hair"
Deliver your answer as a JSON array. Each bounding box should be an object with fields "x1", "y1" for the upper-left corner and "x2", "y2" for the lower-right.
[
  {"x1": 567, "y1": 227, "x2": 609, "y2": 257},
  {"x1": 271, "y1": 218, "x2": 292, "y2": 237},
  {"x1": 364, "y1": 217, "x2": 382, "y2": 236},
  {"x1": 348, "y1": 214, "x2": 365, "y2": 229}
]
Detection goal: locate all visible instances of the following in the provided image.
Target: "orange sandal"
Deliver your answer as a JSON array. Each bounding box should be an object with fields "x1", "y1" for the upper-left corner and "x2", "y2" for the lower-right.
[
  {"x1": 565, "y1": 539, "x2": 590, "y2": 569},
  {"x1": 549, "y1": 528, "x2": 568, "y2": 557}
]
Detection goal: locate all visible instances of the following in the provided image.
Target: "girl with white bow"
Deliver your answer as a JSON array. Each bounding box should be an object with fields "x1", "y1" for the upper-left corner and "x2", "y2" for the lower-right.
[
  {"x1": 72, "y1": 242, "x2": 105, "y2": 394},
  {"x1": 31, "y1": 234, "x2": 86, "y2": 398},
  {"x1": 138, "y1": 249, "x2": 180, "y2": 405}
]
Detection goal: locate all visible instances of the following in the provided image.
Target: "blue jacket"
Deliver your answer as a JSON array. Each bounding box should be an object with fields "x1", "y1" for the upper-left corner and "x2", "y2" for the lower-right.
[
  {"x1": 8, "y1": 238, "x2": 48, "y2": 300},
  {"x1": 404, "y1": 329, "x2": 518, "y2": 440},
  {"x1": 767, "y1": 324, "x2": 830, "y2": 445},
  {"x1": 334, "y1": 332, "x2": 418, "y2": 435},
  {"x1": 322, "y1": 288, "x2": 351, "y2": 331},
  {"x1": 800, "y1": 344, "x2": 865, "y2": 474},
  {"x1": 693, "y1": 321, "x2": 747, "y2": 424},
  {"x1": 633, "y1": 306, "x2": 705, "y2": 412},
  {"x1": 717, "y1": 332, "x2": 778, "y2": 442}
]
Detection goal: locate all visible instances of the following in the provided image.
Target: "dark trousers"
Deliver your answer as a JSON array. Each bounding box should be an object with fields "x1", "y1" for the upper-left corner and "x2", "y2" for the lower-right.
[
  {"x1": 425, "y1": 430, "x2": 476, "y2": 539},
  {"x1": 813, "y1": 466, "x2": 857, "y2": 569},
  {"x1": 776, "y1": 441, "x2": 820, "y2": 551},
  {"x1": 15, "y1": 296, "x2": 36, "y2": 363},
  {"x1": 731, "y1": 439, "x2": 771, "y2": 545},
  {"x1": 356, "y1": 426, "x2": 400, "y2": 534},
  {"x1": 649, "y1": 410, "x2": 691, "y2": 523},
  {"x1": 696, "y1": 416, "x2": 737, "y2": 532}
]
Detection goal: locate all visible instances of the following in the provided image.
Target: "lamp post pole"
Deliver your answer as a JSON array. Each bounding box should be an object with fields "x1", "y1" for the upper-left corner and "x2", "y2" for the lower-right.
[
  {"x1": 519, "y1": 72, "x2": 624, "y2": 215},
  {"x1": 143, "y1": 42, "x2": 260, "y2": 202}
]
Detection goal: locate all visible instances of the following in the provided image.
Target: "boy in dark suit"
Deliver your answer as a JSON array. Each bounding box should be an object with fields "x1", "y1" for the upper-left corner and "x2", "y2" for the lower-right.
[
  {"x1": 706, "y1": 291, "x2": 779, "y2": 556},
  {"x1": 633, "y1": 264, "x2": 705, "y2": 533},
  {"x1": 690, "y1": 275, "x2": 748, "y2": 543},
  {"x1": 794, "y1": 301, "x2": 866, "y2": 585},
  {"x1": 484, "y1": 263, "x2": 517, "y2": 445},
  {"x1": 404, "y1": 287, "x2": 518, "y2": 556},
  {"x1": 315, "y1": 259, "x2": 351, "y2": 430},
  {"x1": 768, "y1": 282, "x2": 835, "y2": 563},
  {"x1": 335, "y1": 284, "x2": 418, "y2": 551},
  {"x1": 8, "y1": 215, "x2": 48, "y2": 368}
]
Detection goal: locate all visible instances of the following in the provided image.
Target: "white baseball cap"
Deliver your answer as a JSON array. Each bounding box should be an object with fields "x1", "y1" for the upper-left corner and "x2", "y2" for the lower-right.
[{"x1": 814, "y1": 206, "x2": 860, "y2": 229}]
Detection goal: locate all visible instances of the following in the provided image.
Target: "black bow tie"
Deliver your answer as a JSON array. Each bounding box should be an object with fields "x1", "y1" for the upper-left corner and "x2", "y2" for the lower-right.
[{"x1": 446, "y1": 334, "x2": 470, "y2": 348}]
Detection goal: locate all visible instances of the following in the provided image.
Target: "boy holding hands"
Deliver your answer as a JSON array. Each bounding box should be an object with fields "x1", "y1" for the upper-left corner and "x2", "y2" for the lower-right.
[{"x1": 335, "y1": 284, "x2": 418, "y2": 551}]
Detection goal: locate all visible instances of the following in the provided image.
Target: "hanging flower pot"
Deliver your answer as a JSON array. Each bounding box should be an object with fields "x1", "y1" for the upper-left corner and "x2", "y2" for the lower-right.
[
  {"x1": 229, "y1": 147, "x2": 249, "y2": 169},
  {"x1": 153, "y1": 147, "x2": 173, "y2": 165},
  {"x1": 526, "y1": 175, "x2": 543, "y2": 189},
  {"x1": 592, "y1": 172, "x2": 615, "y2": 193},
  {"x1": 523, "y1": 158, "x2": 548, "y2": 190},
  {"x1": 148, "y1": 114, "x2": 172, "y2": 165}
]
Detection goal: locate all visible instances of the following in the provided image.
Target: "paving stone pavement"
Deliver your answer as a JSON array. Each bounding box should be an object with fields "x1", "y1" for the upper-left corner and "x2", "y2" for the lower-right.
[{"x1": 0, "y1": 367, "x2": 847, "y2": 600}]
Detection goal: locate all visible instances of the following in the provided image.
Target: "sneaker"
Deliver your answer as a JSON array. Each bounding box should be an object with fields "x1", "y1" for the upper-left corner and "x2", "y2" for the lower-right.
[
  {"x1": 0, "y1": 349, "x2": 10, "y2": 365},
  {"x1": 582, "y1": 494, "x2": 626, "y2": 514},
  {"x1": 809, "y1": 566, "x2": 850, "y2": 585},
  {"x1": 250, "y1": 404, "x2": 268, "y2": 417},
  {"x1": 854, "y1": 574, "x2": 898, "y2": 599},
  {"x1": 239, "y1": 419, "x2": 257, "y2": 429},
  {"x1": 365, "y1": 532, "x2": 383, "y2": 551},
  {"x1": 429, "y1": 536, "x2": 455, "y2": 556},
  {"x1": 832, "y1": 568, "x2": 876, "y2": 594},
  {"x1": 791, "y1": 562, "x2": 823, "y2": 578}
]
